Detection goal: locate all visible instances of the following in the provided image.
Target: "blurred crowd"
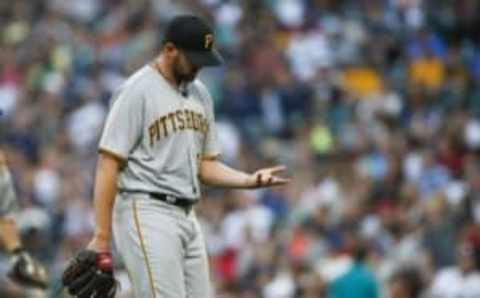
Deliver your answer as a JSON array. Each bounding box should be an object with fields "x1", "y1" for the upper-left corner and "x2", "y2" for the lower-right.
[{"x1": 1, "y1": 0, "x2": 480, "y2": 297}]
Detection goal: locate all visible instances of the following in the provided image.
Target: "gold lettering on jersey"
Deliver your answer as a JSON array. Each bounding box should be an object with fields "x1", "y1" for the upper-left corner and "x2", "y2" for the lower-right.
[
  {"x1": 148, "y1": 120, "x2": 159, "y2": 146},
  {"x1": 191, "y1": 112, "x2": 196, "y2": 130},
  {"x1": 192, "y1": 111, "x2": 200, "y2": 131},
  {"x1": 155, "y1": 120, "x2": 161, "y2": 140},
  {"x1": 199, "y1": 117, "x2": 204, "y2": 133},
  {"x1": 168, "y1": 113, "x2": 177, "y2": 132},
  {"x1": 202, "y1": 118, "x2": 209, "y2": 134},
  {"x1": 200, "y1": 113, "x2": 207, "y2": 133},
  {"x1": 200, "y1": 113, "x2": 205, "y2": 132},
  {"x1": 185, "y1": 109, "x2": 192, "y2": 129},
  {"x1": 159, "y1": 116, "x2": 168, "y2": 138},
  {"x1": 176, "y1": 110, "x2": 185, "y2": 130},
  {"x1": 148, "y1": 109, "x2": 209, "y2": 146}
]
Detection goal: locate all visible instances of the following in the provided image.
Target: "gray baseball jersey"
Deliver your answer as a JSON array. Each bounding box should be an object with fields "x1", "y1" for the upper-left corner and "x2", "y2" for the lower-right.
[
  {"x1": 99, "y1": 65, "x2": 220, "y2": 201},
  {"x1": 0, "y1": 164, "x2": 19, "y2": 218}
]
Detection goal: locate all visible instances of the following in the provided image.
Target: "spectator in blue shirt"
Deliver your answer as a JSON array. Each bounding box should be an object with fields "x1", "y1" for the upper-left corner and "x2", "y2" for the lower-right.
[{"x1": 328, "y1": 236, "x2": 379, "y2": 298}]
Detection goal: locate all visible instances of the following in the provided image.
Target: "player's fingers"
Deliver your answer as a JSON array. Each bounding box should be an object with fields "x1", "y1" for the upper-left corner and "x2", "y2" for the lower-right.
[
  {"x1": 255, "y1": 170, "x2": 290, "y2": 187},
  {"x1": 267, "y1": 165, "x2": 287, "y2": 174},
  {"x1": 270, "y1": 177, "x2": 291, "y2": 185},
  {"x1": 256, "y1": 173, "x2": 263, "y2": 186}
]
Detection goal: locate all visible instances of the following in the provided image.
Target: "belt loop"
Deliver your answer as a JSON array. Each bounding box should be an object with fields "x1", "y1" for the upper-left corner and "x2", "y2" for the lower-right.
[{"x1": 165, "y1": 195, "x2": 176, "y2": 204}]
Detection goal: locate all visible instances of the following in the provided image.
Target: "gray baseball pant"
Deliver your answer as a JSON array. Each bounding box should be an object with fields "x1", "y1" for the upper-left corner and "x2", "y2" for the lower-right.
[{"x1": 112, "y1": 193, "x2": 212, "y2": 298}]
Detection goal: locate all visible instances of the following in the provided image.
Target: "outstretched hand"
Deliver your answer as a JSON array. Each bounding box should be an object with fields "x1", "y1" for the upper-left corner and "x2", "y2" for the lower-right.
[{"x1": 250, "y1": 165, "x2": 290, "y2": 188}]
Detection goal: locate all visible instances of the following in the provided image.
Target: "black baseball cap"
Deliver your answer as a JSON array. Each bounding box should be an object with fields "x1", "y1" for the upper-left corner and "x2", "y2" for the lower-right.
[{"x1": 163, "y1": 15, "x2": 223, "y2": 67}]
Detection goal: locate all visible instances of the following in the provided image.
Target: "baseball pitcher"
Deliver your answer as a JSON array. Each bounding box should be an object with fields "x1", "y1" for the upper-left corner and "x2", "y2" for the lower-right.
[{"x1": 62, "y1": 15, "x2": 289, "y2": 298}]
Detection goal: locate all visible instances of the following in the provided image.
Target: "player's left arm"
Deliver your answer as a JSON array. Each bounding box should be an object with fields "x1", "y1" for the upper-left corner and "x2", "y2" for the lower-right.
[
  {"x1": 195, "y1": 82, "x2": 290, "y2": 188},
  {"x1": 199, "y1": 158, "x2": 290, "y2": 188}
]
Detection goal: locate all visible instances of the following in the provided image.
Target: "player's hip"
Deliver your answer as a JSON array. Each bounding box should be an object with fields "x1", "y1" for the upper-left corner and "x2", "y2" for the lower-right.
[{"x1": 112, "y1": 194, "x2": 202, "y2": 251}]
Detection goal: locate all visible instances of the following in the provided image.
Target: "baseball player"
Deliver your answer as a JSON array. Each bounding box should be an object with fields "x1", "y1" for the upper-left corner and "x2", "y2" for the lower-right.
[
  {"x1": 0, "y1": 149, "x2": 48, "y2": 289},
  {"x1": 62, "y1": 15, "x2": 290, "y2": 298}
]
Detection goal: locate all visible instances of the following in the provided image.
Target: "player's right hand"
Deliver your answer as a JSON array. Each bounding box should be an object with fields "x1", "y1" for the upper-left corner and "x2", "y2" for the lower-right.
[
  {"x1": 62, "y1": 249, "x2": 118, "y2": 298},
  {"x1": 87, "y1": 235, "x2": 111, "y2": 253}
]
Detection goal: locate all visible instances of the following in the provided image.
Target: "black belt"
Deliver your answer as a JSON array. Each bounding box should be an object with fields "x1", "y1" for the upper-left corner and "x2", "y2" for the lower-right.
[{"x1": 119, "y1": 189, "x2": 196, "y2": 213}]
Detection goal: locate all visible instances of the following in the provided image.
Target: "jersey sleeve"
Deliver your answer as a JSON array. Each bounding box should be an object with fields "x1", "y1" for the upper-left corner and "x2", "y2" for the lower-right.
[
  {"x1": 195, "y1": 81, "x2": 221, "y2": 158},
  {"x1": 98, "y1": 85, "x2": 144, "y2": 160},
  {"x1": 0, "y1": 165, "x2": 19, "y2": 218}
]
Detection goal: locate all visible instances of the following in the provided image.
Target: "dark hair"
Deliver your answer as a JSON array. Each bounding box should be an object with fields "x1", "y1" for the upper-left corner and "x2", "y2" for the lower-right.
[
  {"x1": 345, "y1": 232, "x2": 369, "y2": 263},
  {"x1": 352, "y1": 241, "x2": 368, "y2": 262},
  {"x1": 390, "y1": 267, "x2": 424, "y2": 298}
]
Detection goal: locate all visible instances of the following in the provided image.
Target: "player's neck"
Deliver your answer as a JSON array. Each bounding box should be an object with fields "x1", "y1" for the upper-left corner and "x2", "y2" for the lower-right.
[{"x1": 152, "y1": 58, "x2": 180, "y2": 89}]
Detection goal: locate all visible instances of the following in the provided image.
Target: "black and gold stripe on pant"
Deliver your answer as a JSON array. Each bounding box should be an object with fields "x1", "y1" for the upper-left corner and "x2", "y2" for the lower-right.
[{"x1": 132, "y1": 199, "x2": 157, "y2": 298}]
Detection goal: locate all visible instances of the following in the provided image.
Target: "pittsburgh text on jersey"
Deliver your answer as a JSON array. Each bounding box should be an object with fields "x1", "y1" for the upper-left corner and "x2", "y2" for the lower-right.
[{"x1": 148, "y1": 108, "x2": 209, "y2": 146}]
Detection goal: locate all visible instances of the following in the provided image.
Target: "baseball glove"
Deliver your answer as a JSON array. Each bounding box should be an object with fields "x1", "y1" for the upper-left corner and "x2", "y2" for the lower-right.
[
  {"x1": 62, "y1": 249, "x2": 118, "y2": 298},
  {"x1": 7, "y1": 249, "x2": 48, "y2": 289}
]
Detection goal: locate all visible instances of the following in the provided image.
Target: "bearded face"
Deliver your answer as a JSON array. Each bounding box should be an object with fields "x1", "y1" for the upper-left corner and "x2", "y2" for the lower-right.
[{"x1": 172, "y1": 52, "x2": 199, "y2": 84}]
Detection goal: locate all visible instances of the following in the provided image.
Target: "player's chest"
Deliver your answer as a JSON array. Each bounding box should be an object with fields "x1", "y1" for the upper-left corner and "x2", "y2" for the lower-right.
[{"x1": 143, "y1": 92, "x2": 208, "y2": 147}]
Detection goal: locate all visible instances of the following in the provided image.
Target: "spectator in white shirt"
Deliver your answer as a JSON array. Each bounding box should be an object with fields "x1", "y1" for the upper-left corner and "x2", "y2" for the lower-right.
[{"x1": 429, "y1": 242, "x2": 480, "y2": 298}]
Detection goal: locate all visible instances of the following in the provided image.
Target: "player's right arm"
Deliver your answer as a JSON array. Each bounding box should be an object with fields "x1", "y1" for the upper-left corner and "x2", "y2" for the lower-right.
[
  {"x1": 88, "y1": 82, "x2": 143, "y2": 252},
  {"x1": 87, "y1": 152, "x2": 123, "y2": 252}
]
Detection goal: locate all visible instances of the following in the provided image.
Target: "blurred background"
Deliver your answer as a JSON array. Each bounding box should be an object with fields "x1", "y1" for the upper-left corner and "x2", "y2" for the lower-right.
[{"x1": 1, "y1": 0, "x2": 480, "y2": 297}]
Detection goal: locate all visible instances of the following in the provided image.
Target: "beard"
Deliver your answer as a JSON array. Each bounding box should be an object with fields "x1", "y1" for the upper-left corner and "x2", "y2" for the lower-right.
[
  {"x1": 175, "y1": 71, "x2": 196, "y2": 83},
  {"x1": 173, "y1": 57, "x2": 197, "y2": 83}
]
